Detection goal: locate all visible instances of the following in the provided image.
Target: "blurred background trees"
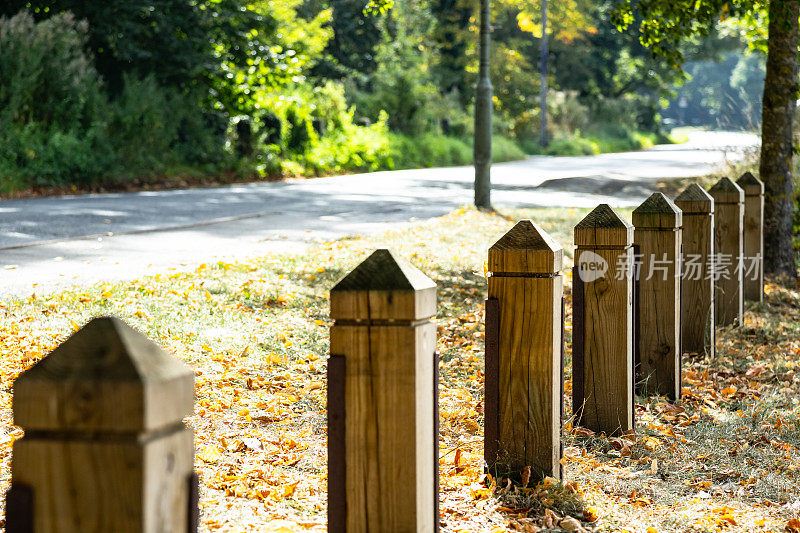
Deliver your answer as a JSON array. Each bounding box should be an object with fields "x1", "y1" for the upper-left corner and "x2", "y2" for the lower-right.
[{"x1": 0, "y1": 0, "x2": 769, "y2": 191}]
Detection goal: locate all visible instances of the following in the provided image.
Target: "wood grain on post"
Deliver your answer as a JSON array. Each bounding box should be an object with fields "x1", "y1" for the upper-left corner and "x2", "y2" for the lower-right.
[
  {"x1": 632, "y1": 193, "x2": 682, "y2": 400},
  {"x1": 675, "y1": 184, "x2": 715, "y2": 357},
  {"x1": 708, "y1": 178, "x2": 744, "y2": 326},
  {"x1": 736, "y1": 172, "x2": 765, "y2": 302},
  {"x1": 8, "y1": 316, "x2": 195, "y2": 532},
  {"x1": 329, "y1": 249, "x2": 437, "y2": 532},
  {"x1": 486, "y1": 220, "x2": 563, "y2": 480},
  {"x1": 573, "y1": 205, "x2": 634, "y2": 436}
]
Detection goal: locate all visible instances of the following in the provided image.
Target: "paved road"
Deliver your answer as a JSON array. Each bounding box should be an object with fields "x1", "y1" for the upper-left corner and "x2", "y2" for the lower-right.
[{"x1": 0, "y1": 130, "x2": 758, "y2": 296}]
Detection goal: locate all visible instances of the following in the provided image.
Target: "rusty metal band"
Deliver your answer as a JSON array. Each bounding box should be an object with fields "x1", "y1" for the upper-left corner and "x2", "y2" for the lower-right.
[
  {"x1": 5, "y1": 483, "x2": 33, "y2": 533},
  {"x1": 188, "y1": 471, "x2": 199, "y2": 533},
  {"x1": 327, "y1": 355, "x2": 346, "y2": 533},
  {"x1": 484, "y1": 298, "x2": 500, "y2": 469},
  {"x1": 632, "y1": 244, "x2": 641, "y2": 424},
  {"x1": 571, "y1": 267, "x2": 585, "y2": 427},
  {"x1": 433, "y1": 350, "x2": 441, "y2": 532}
]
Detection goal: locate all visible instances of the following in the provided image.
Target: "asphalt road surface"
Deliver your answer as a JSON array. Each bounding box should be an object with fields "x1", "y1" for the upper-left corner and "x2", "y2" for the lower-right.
[{"x1": 0, "y1": 130, "x2": 758, "y2": 296}]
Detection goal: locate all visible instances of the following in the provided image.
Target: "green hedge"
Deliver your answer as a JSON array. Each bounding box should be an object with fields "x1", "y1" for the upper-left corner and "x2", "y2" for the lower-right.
[
  {"x1": 520, "y1": 123, "x2": 667, "y2": 157},
  {"x1": 387, "y1": 134, "x2": 525, "y2": 170}
]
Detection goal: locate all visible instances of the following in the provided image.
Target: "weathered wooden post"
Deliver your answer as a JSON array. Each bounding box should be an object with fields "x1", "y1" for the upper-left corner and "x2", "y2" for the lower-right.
[
  {"x1": 736, "y1": 171, "x2": 764, "y2": 302},
  {"x1": 708, "y1": 178, "x2": 744, "y2": 326},
  {"x1": 675, "y1": 184, "x2": 715, "y2": 357},
  {"x1": 484, "y1": 220, "x2": 563, "y2": 480},
  {"x1": 572, "y1": 205, "x2": 634, "y2": 436},
  {"x1": 328, "y1": 249, "x2": 438, "y2": 532},
  {"x1": 632, "y1": 193, "x2": 682, "y2": 400},
  {"x1": 6, "y1": 316, "x2": 196, "y2": 532}
]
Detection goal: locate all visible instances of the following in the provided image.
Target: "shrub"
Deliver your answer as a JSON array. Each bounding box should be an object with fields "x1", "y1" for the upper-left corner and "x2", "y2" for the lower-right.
[
  {"x1": 0, "y1": 11, "x2": 228, "y2": 190},
  {"x1": 0, "y1": 11, "x2": 102, "y2": 131},
  {"x1": 285, "y1": 106, "x2": 314, "y2": 154},
  {"x1": 305, "y1": 112, "x2": 393, "y2": 174},
  {"x1": 386, "y1": 133, "x2": 524, "y2": 169},
  {"x1": 491, "y1": 136, "x2": 527, "y2": 163},
  {"x1": 0, "y1": 10, "x2": 112, "y2": 187},
  {"x1": 107, "y1": 74, "x2": 228, "y2": 176}
]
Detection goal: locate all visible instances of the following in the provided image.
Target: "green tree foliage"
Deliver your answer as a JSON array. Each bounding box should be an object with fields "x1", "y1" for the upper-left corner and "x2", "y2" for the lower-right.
[
  {"x1": 0, "y1": 11, "x2": 101, "y2": 132},
  {"x1": 0, "y1": 1, "x2": 211, "y2": 94},
  {"x1": 0, "y1": 11, "x2": 110, "y2": 187},
  {"x1": 662, "y1": 50, "x2": 765, "y2": 129},
  {"x1": 313, "y1": 0, "x2": 382, "y2": 78},
  {"x1": 0, "y1": 0, "x2": 329, "y2": 114},
  {"x1": 215, "y1": 0, "x2": 332, "y2": 114},
  {"x1": 0, "y1": 10, "x2": 228, "y2": 189},
  {"x1": 430, "y1": 0, "x2": 471, "y2": 100},
  {"x1": 358, "y1": 1, "x2": 439, "y2": 134},
  {"x1": 614, "y1": 0, "x2": 797, "y2": 277}
]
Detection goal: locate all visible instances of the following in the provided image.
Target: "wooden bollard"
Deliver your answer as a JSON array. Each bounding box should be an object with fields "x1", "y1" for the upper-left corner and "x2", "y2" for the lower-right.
[
  {"x1": 7, "y1": 317, "x2": 196, "y2": 532},
  {"x1": 485, "y1": 220, "x2": 563, "y2": 480},
  {"x1": 736, "y1": 172, "x2": 765, "y2": 302},
  {"x1": 632, "y1": 193, "x2": 682, "y2": 400},
  {"x1": 329, "y1": 249, "x2": 438, "y2": 532},
  {"x1": 675, "y1": 184, "x2": 715, "y2": 357},
  {"x1": 572, "y1": 205, "x2": 634, "y2": 436},
  {"x1": 708, "y1": 178, "x2": 744, "y2": 326}
]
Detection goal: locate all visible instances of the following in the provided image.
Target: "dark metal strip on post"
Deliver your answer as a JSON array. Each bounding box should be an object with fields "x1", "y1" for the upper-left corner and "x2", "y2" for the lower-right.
[
  {"x1": 560, "y1": 295, "x2": 566, "y2": 478},
  {"x1": 632, "y1": 244, "x2": 641, "y2": 423},
  {"x1": 560, "y1": 296, "x2": 566, "y2": 425},
  {"x1": 188, "y1": 472, "x2": 199, "y2": 533},
  {"x1": 679, "y1": 243, "x2": 684, "y2": 395},
  {"x1": 5, "y1": 483, "x2": 33, "y2": 533},
  {"x1": 433, "y1": 350, "x2": 441, "y2": 532},
  {"x1": 327, "y1": 355, "x2": 346, "y2": 533},
  {"x1": 571, "y1": 267, "x2": 585, "y2": 427},
  {"x1": 484, "y1": 298, "x2": 500, "y2": 469}
]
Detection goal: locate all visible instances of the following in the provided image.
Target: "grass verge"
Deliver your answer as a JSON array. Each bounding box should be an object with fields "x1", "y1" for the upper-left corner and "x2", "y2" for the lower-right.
[{"x1": 1, "y1": 206, "x2": 798, "y2": 532}]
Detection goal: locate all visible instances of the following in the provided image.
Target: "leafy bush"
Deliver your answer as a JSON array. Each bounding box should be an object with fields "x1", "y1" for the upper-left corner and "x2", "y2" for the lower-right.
[
  {"x1": 285, "y1": 106, "x2": 314, "y2": 155},
  {"x1": 387, "y1": 134, "x2": 524, "y2": 169},
  {"x1": 0, "y1": 124, "x2": 112, "y2": 189},
  {"x1": 541, "y1": 136, "x2": 599, "y2": 157},
  {"x1": 0, "y1": 11, "x2": 229, "y2": 191},
  {"x1": 491, "y1": 136, "x2": 527, "y2": 163},
  {"x1": 388, "y1": 134, "x2": 472, "y2": 168},
  {"x1": 0, "y1": 11, "x2": 102, "y2": 131},
  {"x1": 108, "y1": 75, "x2": 228, "y2": 176},
  {"x1": 0, "y1": 11, "x2": 112, "y2": 188},
  {"x1": 305, "y1": 113, "x2": 393, "y2": 175},
  {"x1": 520, "y1": 122, "x2": 664, "y2": 157}
]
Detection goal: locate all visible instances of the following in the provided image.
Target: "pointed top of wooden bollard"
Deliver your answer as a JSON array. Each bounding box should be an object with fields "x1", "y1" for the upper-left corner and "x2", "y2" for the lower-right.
[
  {"x1": 332, "y1": 248, "x2": 435, "y2": 292},
  {"x1": 489, "y1": 220, "x2": 563, "y2": 274},
  {"x1": 708, "y1": 177, "x2": 744, "y2": 204},
  {"x1": 632, "y1": 192, "x2": 682, "y2": 229},
  {"x1": 13, "y1": 316, "x2": 194, "y2": 433},
  {"x1": 330, "y1": 248, "x2": 436, "y2": 321},
  {"x1": 736, "y1": 171, "x2": 764, "y2": 196},
  {"x1": 574, "y1": 204, "x2": 634, "y2": 247},
  {"x1": 675, "y1": 183, "x2": 714, "y2": 214}
]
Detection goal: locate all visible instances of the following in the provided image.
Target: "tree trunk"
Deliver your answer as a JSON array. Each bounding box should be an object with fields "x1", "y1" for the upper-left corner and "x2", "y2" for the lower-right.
[{"x1": 759, "y1": 0, "x2": 799, "y2": 278}]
